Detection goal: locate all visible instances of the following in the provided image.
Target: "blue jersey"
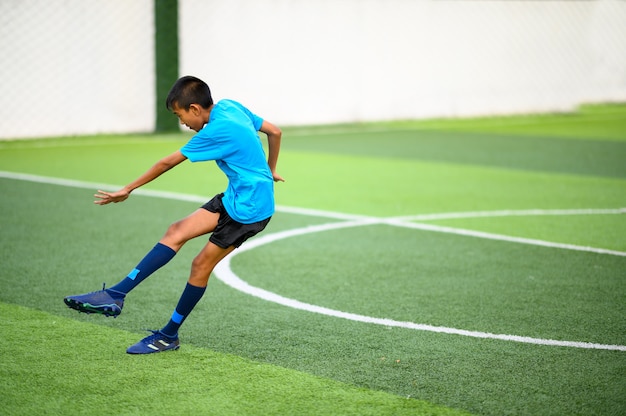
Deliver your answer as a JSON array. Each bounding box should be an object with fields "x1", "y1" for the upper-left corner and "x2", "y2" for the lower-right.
[{"x1": 180, "y1": 99, "x2": 274, "y2": 224}]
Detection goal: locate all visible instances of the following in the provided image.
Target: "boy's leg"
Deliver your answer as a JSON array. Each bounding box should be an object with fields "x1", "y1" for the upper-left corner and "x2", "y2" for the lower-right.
[
  {"x1": 106, "y1": 242, "x2": 176, "y2": 298},
  {"x1": 64, "y1": 209, "x2": 220, "y2": 317},
  {"x1": 126, "y1": 241, "x2": 234, "y2": 354},
  {"x1": 160, "y1": 242, "x2": 235, "y2": 336}
]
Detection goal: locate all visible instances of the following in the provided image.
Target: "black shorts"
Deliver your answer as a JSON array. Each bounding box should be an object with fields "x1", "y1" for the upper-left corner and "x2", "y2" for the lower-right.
[{"x1": 201, "y1": 193, "x2": 271, "y2": 249}]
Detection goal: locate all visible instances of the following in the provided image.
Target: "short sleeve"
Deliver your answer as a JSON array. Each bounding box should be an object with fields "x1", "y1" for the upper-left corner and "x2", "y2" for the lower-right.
[{"x1": 230, "y1": 100, "x2": 263, "y2": 131}]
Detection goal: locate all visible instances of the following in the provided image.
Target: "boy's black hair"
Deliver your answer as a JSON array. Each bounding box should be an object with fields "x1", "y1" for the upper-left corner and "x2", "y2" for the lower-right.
[{"x1": 166, "y1": 76, "x2": 214, "y2": 111}]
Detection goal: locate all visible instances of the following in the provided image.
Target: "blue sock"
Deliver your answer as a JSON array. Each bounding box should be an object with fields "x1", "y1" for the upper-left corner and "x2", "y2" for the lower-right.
[
  {"x1": 160, "y1": 283, "x2": 207, "y2": 338},
  {"x1": 106, "y1": 242, "x2": 176, "y2": 298}
]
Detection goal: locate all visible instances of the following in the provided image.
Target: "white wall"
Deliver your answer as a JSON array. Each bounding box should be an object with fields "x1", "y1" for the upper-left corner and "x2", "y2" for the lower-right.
[
  {"x1": 180, "y1": 0, "x2": 626, "y2": 125},
  {"x1": 1, "y1": 0, "x2": 625, "y2": 139}
]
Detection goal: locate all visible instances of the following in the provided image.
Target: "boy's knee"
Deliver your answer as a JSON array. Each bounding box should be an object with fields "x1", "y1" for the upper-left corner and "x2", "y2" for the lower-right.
[
  {"x1": 191, "y1": 251, "x2": 212, "y2": 270},
  {"x1": 165, "y1": 220, "x2": 180, "y2": 234},
  {"x1": 161, "y1": 221, "x2": 189, "y2": 248}
]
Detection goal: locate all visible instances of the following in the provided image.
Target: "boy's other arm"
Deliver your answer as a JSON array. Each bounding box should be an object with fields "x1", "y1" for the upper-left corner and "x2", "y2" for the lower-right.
[
  {"x1": 94, "y1": 150, "x2": 188, "y2": 205},
  {"x1": 260, "y1": 120, "x2": 284, "y2": 182}
]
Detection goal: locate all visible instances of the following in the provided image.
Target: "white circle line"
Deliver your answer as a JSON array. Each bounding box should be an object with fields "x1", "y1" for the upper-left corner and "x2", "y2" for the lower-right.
[{"x1": 214, "y1": 220, "x2": 626, "y2": 352}]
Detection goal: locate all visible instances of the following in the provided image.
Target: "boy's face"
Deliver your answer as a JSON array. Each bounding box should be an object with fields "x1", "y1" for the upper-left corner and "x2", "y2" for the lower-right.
[{"x1": 171, "y1": 103, "x2": 206, "y2": 132}]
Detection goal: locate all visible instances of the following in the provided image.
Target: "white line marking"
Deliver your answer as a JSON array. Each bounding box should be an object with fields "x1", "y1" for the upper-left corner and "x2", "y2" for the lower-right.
[
  {"x1": 396, "y1": 207, "x2": 626, "y2": 222},
  {"x1": 2, "y1": 170, "x2": 625, "y2": 350},
  {"x1": 6, "y1": 171, "x2": 622, "y2": 256},
  {"x1": 383, "y1": 219, "x2": 626, "y2": 257}
]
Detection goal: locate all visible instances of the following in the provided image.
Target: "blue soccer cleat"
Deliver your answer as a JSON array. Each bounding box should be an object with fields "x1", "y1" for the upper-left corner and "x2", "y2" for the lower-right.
[
  {"x1": 64, "y1": 284, "x2": 124, "y2": 317},
  {"x1": 126, "y1": 330, "x2": 180, "y2": 354}
]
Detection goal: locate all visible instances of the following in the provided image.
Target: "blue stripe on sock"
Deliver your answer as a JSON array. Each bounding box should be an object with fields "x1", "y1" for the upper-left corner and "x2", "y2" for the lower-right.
[
  {"x1": 127, "y1": 268, "x2": 140, "y2": 280},
  {"x1": 171, "y1": 311, "x2": 185, "y2": 324}
]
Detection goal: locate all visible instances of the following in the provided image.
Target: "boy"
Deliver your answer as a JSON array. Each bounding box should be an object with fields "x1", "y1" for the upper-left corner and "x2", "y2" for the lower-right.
[{"x1": 64, "y1": 75, "x2": 284, "y2": 354}]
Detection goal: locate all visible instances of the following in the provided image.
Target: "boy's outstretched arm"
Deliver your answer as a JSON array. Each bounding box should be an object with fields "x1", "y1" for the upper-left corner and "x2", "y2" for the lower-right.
[
  {"x1": 260, "y1": 120, "x2": 284, "y2": 182},
  {"x1": 94, "y1": 150, "x2": 187, "y2": 205}
]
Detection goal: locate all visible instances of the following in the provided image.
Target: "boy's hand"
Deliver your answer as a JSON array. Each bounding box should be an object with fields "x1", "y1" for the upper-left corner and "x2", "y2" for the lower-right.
[
  {"x1": 94, "y1": 189, "x2": 130, "y2": 205},
  {"x1": 272, "y1": 172, "x2": 285, "y2": 182}
]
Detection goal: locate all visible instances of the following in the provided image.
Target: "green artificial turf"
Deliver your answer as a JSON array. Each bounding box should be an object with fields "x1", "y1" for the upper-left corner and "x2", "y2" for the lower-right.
[
  {"x1": 0, "y1": 302, "x2": 469, "y2": 416},
  {"x1": 1, "y1": 105, "x2": 625, "y2": 415}
]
